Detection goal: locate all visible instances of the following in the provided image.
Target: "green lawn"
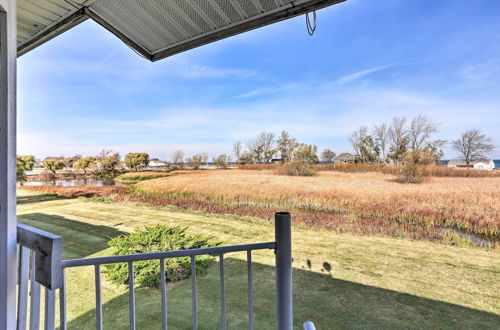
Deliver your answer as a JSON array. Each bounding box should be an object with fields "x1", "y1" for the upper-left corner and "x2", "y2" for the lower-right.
[{"x1": 17, "y1": 190, "x2": 500, "y2": 329}]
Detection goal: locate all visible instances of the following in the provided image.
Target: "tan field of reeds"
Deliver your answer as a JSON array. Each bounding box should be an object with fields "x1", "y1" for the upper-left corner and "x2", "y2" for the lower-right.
[{"x1": 135, "y1": 170, "x2": 500, "y2": 246}]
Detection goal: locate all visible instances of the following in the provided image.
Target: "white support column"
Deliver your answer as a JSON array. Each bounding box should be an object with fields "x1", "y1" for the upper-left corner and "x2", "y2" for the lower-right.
[{"x1": 0, "y1": 0, "x2": 17, "y2": 328}]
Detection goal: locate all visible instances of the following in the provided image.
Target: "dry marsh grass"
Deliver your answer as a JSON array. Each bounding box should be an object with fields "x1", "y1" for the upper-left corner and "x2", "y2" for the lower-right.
[
  {"x1": 135, "y1": 170, "x2": 500, "y2": 246},
  {"x1": 20, "y1": 170, "x2": 500, "y2": 247}
]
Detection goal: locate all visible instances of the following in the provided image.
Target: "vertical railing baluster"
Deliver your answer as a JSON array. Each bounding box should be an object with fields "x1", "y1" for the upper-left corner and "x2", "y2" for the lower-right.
[
  {"x1": 95, "y1": 265, "x2": 103, "y2": 330},
  {"x1": 275, "y1": 212, "x2": 293, "y2": 330},
  {"x1": 190, "y1": 256, "x2": 197, "y2": 330},
  {"x1": 59, "y1": 269, "x2": 67, "y2": 330},
  {"x1": 247, "y1": 250, "x2": 254, "y2": 330},
  {"x1": 29, "y1": 253, "x2": 41, "y2": 330},
  {"x1": 160, "y1": 258, "x2": 167, "y2": 330},
  {"x1": 17, "y1": 246, "x2": 30, "y2": 330},
  {"x1": 44, "y1": 288, "x2": 56, "y2": 330},
  {"x1": 219, "y1": 254, "x2": 226, "y2": 330},
  {"x1": 128, "y1": 262, "x2": 136, "y2": 330}
]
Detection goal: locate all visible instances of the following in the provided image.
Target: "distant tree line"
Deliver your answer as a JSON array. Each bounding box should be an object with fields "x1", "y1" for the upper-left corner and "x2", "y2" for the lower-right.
[
  {"x1": 349, "y1": 115, "x2": 494, "y2": 182},
  {"x1": 16, "y1": 120, "x2": 494, "y2": 182},
  {"x1": 232, "y1": 131, "x2": 326, "y2": 176},
  {"x1": 349, "y1": 115, "x2": 494, "y2": 166},
  {"x1": 349, "y1": 115, "x2": 446, "y2": 165}
]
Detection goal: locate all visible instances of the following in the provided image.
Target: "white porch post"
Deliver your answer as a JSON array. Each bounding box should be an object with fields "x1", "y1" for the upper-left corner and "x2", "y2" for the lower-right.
[{"x1": 0, "y1": 0, "x2": 17, "y2": 328}]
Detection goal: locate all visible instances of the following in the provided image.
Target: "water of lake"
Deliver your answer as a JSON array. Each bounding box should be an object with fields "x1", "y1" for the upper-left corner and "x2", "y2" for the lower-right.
[{"x1": 21, "y1": 178, "x2": 124, "y2": 187}]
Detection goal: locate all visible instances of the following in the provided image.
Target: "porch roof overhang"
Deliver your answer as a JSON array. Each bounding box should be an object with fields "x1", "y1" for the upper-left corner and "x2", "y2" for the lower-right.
[{"x1": 17, "y1": 0, "x2": 345, "y2": 62}]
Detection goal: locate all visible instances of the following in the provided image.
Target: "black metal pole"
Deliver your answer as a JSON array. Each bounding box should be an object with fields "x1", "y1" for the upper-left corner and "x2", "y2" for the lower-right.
[{"x1": 275, "y1": 212, "x2": 292, "y2": 330}]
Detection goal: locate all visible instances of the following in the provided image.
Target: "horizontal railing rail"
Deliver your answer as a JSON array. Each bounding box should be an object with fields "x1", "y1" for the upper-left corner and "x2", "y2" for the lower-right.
[{"x1": 61, "y1": 241, "x2": 277, "y2": 268}]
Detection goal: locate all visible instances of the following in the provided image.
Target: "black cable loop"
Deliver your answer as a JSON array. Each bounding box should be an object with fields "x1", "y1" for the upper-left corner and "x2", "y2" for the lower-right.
[{"x1": 306, "y1": 11, "x2": 317, "y2": 36}]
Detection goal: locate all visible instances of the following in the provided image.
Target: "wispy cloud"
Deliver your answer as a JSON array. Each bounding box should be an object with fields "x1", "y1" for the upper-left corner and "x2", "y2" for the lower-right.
[
  {"x1": 236, "y1": 83, "x2": 300, "y2": 98},
  {"x1": 335, "y1": 64, "x2": 398, "y2": 84}
]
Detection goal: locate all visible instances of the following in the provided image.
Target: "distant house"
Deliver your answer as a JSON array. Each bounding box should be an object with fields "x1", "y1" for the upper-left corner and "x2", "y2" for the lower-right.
[
  {"x1": 148, "y1": 158, "x2": 169, "y2": 167},
  {"x1": 334, "y1": 153, "x2": 356, "y2": 163},
  {"x1": 447, "y1": 159, "x2": 495, "y2": 171},
  {"x1": 34, "y1": 160, "x2": 44, "y2": 168},
  {"x1": 271, "y1": 158, "x2": 283, "y2": 164}
]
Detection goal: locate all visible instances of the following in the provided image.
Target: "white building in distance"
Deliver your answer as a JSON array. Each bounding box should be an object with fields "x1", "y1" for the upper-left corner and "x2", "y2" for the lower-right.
[{"x1": 447, "y1": 159, "x2": 495, "y2": 171}]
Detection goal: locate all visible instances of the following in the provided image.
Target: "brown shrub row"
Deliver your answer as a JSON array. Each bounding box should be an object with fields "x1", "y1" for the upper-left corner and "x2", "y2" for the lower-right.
[
  {"x1": 239, "y1": 163, "x2": 498, "y2": 178},
  {"x1": 19, "y1": 185, "x2": 128, "y2": 198}
]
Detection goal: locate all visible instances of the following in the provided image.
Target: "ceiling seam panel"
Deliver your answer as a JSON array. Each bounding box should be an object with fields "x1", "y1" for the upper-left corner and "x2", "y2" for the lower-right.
[
  {"x1": 252, "y1": 0, "x2": 266, "y2": 13},
  {"x1": 89, "y1": 1, "x2": 163, "y2": 52},
  {"x1": 121, "y1": 0, "x2": 180, "y2": 47},
  {"x1": 86, "y1": 5, "x2": 155, "y2": 51},
  {"x1": 17, "y1": 7, "x2": 87, "y2": 56},
  {"x1": 148, "y1": 0, "x2": 197, "y2": 39},
  {"x1": 84, "y1": 7, "x2": 152, "y2": 59},
  {"x1": 272, "y1": 0, "x2": 285, "y2": 7},
  {"x1": 189, "y1": 1, "x2": 219, "y2": 30},
  {"x1": 206, "y1": 0, "x2": 231, "y2": 25},
  {"x1": 240, "y1": 0, "x2": 261, "y2": 16},
  {"x1": 170, "y1": 0, "x2": 209, "y2": 34},
  {"x1": 38, "y1": 0, "x2": 75, "y2": 12},
  {"x1": 143, "y1": 0, "x2": 192, "y2": 41},
  {"x1": 131, "y1": 1, "x2": 181, "y2": 43},
  {"x1": 228, "y1": 0, "x2": 247, "y2": 19},
  {"x1": 17, "y1": 6, "x2": 59, "y2": 25},
  {"x1": 151, "y1": 1, "x2": 295, "y2": 56},
  {"x1": 151, "y1": 0, "x2": 345, "y2": 61}
]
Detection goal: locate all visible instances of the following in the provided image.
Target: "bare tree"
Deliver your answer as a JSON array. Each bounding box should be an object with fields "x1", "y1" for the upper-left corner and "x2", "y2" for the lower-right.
[
  {"x1": 388, "y1": 117, "x2": 409, "y2": 163},
  {"x1": 232, "y1": 141, "x2": 242, "y2": 161},
  {"x1": 171, "y1": 150, "x2": 184, "y2": 168},
  {"x1": 201, "y1": 152, "x2": 208, "y2": 164},
  {"x1": 213, "y1": 154, "x2": 232, "y2": 169},
  {"x1": 373, "y1": 122, "x2": 389, "y2": 162},
  {"x1": 277, "y1": 130, "x2": 298, "y2": 162},
  {"x1": 452, "y1": 129, "x2": 494, "y2": 165},
  {"x1": 247, "y1": 131, "x2": 275, "y2": 163},
  {"x1": 409, "y1": 115, "x2": 438, "y2": 151},
  {"x1": 98, "y1": 149, "x2": 120, "y2": 160},
  {"x1": 349, "y1": 126, "x2": 369, "y2": 156},
  {"x1": 320, "y1": 148, "x2": 336, "y2": 163},
  {"x1": 188, "y1": 153, "x2": 208, "y2": 169},
  {"x1": 388, "y1": 117, "x2": 407, "y2": 149}
]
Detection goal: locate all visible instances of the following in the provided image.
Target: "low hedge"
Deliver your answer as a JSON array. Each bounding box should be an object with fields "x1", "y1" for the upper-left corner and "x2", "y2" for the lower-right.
[{"x1": 104, "y1": 225, "x2": 220, "y2": 288}]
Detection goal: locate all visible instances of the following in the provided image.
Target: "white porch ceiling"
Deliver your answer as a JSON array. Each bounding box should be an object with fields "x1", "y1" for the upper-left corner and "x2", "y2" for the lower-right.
[{"x1": 17, "y1": 0, "x2": 345, "y2": 61}]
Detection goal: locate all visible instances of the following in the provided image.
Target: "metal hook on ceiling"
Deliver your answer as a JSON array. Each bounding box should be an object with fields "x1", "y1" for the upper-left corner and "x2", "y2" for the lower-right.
[{"x1": 306, "y1": 11, "x2": 317, "y2": 36}]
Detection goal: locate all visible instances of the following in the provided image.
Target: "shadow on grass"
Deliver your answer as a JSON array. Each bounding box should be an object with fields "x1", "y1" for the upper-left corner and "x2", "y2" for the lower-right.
[
  {"x1": 65, "y1": 257, "x2": 500, "y2": 330},
  {"x1": 16, "y1": 193, "x2": 72, "y2": 205},
  {"x1": 17, "y1": 213, "x2": 126, "y2": 259}
]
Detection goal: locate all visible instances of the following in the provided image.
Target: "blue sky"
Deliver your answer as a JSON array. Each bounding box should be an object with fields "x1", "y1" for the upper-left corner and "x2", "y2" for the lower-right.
[{"x1": 18, "y1": 0, "x2": 500, "y2": 160}]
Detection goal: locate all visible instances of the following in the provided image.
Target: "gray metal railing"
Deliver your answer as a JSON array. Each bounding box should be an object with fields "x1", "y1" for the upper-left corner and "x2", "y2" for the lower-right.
[
  {"x1": 60, "y1": 212, "x2": 293, "y2": 330},
  {"x1": 16, "y1": 223, "x2": 63, "y2": 330},
  {"x1": 16, "y1": 212, "x2": 297, "y2": 329},
  {"x1": 60, "y1": 242, "x2": 277, "y2": 330}
]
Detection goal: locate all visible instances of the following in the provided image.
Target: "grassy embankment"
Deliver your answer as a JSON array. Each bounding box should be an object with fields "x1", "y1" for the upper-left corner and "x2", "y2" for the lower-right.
[
  {"x1": 17, "y1": 189, "x2": 500, "y2": 329},
  {"x1": 115, "y1": 171, "x2": 174, "y2": 184}
]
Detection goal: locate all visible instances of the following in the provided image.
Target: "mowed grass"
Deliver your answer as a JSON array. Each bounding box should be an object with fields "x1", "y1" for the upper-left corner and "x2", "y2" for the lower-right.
[
  {"x1": 136, "y1": 170, "x2": 500, "y2": 243},
  {"x1": 16, "y1": 190, "x2": 500, "y2": 329}
]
